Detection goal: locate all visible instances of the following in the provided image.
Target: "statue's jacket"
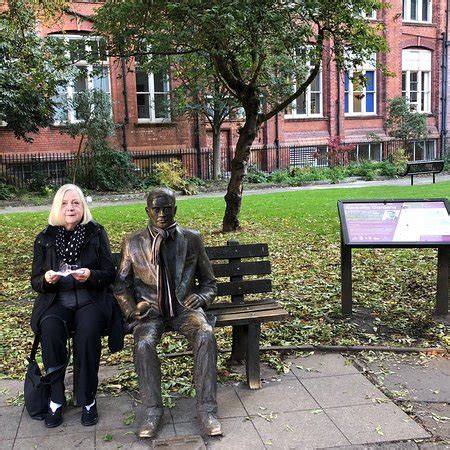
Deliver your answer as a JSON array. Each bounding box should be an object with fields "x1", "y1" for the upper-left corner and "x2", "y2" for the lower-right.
[{"x1": 113, "y1": 225, "x2": 217, "y2": 321}]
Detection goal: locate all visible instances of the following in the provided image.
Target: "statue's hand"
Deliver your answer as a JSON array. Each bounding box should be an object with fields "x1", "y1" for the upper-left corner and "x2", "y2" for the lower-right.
[{"x1": 184, "y1": 294, "x2": 204, "y2": 310}]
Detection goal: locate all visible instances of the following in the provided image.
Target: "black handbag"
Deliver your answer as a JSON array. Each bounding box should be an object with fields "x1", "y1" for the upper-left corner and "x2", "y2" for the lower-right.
[{"x1": 24, "y1": 316, "x2": 71, "y2": 420}]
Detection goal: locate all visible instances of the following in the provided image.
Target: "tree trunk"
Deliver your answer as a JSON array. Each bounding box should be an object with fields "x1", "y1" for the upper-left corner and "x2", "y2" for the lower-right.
[
  {"x1": 222, "y1": 110, "x2": 259, "y2": 232},
  {"x1": 212, "y1": 124, "x2": 221, "y2": 180}
]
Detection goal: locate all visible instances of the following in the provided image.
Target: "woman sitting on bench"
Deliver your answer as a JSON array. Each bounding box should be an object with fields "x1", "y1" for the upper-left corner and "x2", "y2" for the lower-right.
[{"x1": 30, "y1": 184, "x2": 123, "y2": 428}]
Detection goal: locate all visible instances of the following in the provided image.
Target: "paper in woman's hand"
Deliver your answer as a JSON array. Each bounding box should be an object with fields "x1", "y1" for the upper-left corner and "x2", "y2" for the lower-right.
[{"x1": 53, "y1": 263, "x2": 84, "y2": 277}]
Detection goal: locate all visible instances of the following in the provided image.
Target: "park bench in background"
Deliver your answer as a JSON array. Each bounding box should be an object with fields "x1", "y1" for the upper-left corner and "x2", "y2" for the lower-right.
[{"x1": 400, "y1": 160, "x2": 444, "y2": 186}]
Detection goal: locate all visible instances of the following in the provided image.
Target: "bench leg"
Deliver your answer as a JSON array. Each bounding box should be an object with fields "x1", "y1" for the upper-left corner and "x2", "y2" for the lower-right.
[
  {"x1": 410, "y1": 174, "x2": 414, "y2": 186},
  {"x1": 246, "y1": 323, "x2": 261, "y2": 389},
  {"x1": 231, "y1": 325, "x2": 247, "y2": 362},
  {"x1": 433, "y1": 173, "x2": 436, "y2": 183}
]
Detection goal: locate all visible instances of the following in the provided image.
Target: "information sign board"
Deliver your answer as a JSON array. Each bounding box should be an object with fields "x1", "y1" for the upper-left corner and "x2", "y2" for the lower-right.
[{"x1": 338, "y1": 199, "x2": 450, "y2": 247}]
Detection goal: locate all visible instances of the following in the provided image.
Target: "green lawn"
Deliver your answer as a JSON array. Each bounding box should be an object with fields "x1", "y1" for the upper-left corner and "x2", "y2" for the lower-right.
[{"x1": 1, "y1": 182, "x2": 449, "y2": 400}]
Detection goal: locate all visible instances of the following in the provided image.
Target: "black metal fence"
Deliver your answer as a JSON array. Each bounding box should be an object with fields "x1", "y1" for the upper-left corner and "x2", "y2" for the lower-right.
[{"x1": 0, "y1": 138, "x2": 443, "y2": 189}]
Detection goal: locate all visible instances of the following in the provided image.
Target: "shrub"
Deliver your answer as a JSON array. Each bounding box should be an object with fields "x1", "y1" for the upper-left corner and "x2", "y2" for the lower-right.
[
  {"x1": 244, "y1": 164, "x2": 268, "y2": 183},
  {"x1": 149, "y1": 160, "x2": 198, "y2": 195},
  {"x1": 326, "y1": 166, "x2": 348, "y2": 183},
  {"x1": 378, "y1": 160, "x2": 398, "y2": 177},
  {"x1": 27, "y1": 172, "x2": 55, "y2": 194},
  {"x1": 0, "y1": 182, "x2": 17, "y2": 200},
  {"x1": 70, "y1": 145, "x2": 141, "y2": 192},
  {"x1": 268, "y1": 169, "x2": 291, "y2": 183},
  {"x1": 287, "y1": 166, "x2": 328, "y2": 186},
  {"x1": 346, "y1": 161, "x2": 377, "y2": 180}
]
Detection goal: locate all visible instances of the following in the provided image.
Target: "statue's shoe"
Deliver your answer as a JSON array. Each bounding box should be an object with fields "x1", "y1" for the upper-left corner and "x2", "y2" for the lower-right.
[
  {"x1": 138, "y1": 413, "x2": 162, "y2": 438},
  {"x1": 198, "y1": 412, "x2": 223, "y2": 436}
]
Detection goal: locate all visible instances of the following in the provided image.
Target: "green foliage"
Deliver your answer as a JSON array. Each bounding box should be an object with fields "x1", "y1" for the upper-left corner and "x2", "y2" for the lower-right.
[
  {"x1": 149, "y1": 160, "x2": 198, "y2": 195},
  {"x1": 69, "y1": 145, "x2": 140, "y2": 192},
  {"x1": 386, "y1": 97, "x2": 428, "y2": 143},
  {"x1": 268, "y1": 169, "x2": 291, "y2": 183},
  {"x1": 0, "y1": 182, "x2": 17, "y2": 200},
  {"x1": 245, "y1": 164, "x2": 268, "y2": 183},
  {"x1": 287, "y1": 166, "x2": 328, "y2": 185},
  {"x1": 0, "y1": 0, "x2": 70, "y2": 142},
  {"x1": 26, "y1": 173, "x2": 55, "y2": 195},
  {"x1": 326, "y1": 166, "x2": 348, "y2": 183}
]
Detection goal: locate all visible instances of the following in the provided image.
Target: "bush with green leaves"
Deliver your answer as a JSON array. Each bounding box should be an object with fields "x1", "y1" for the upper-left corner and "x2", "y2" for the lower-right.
[
  {"x1": 26, "y1": 172, "x2": 54, "y2": 194},
  {"x1": 147, "y1": 160, "x2": 198, "y2": 195},
  {"x1": 244, "y1": 164, "x2": 268, "y2": 183},
  {"x1": 268, "y1": 169, "x2": 291, "y2": 183},
  {"x1": 288, "y1": 166, "x2": 328, "y2": 186},
  {"x1": 69, "y1": 144, "x2": 141, "y2": 192},
  {"x1": 0, "y1": 182, "x2": 18, "y2": 200}
]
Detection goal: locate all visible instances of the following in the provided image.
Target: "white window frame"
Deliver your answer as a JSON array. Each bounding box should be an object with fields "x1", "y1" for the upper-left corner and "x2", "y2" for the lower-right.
[
  {"x1": 402, "y1": 49, "x2": 431, "y2": 113},
  {"x1": 362, "y1": 10, "x2": 377, "y2": 20},
  {"x1": 402, "y1": 0, "x2": 432, "y2": 23},
  {"x1": 135, "y1": 69, "x2": 171, "y2": 123},
  {"x1": 353, "y1": 142, "x2": 382, "y2": 161},
  {"x1": 52, "y1": 34, "x2": 111, "y2": 125},
  {"x1": 344, "y1": 54, "x2": 377, "y2": 116},
  {"x1": 407, "y1": 139, "x2": 436, "y2": 160},
  {"x1": 285, "y1": 54, "x2": 322, "y2": 118}
]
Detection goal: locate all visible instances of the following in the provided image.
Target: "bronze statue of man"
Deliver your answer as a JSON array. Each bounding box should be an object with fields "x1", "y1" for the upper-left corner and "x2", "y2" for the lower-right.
[{"x1": 114, "y1": 187, "x2": 221, "y2": 438}]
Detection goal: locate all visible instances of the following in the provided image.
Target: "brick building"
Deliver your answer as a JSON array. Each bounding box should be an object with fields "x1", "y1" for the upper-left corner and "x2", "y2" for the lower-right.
[{"x1": 0, "y1": 0, "x2": 448, "y2": 167}]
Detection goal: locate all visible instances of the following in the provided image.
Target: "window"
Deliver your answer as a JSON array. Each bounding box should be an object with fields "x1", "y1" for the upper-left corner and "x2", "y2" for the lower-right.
[
  {"x1": 362, "y1": 10, "x2": 377, "y2": 20},
  {"x1": 135, "y1": 70, "x2": 170, "y2": 122},
  {"x1": 406, "y1": 140, "x2": 436, "y2": 160},
  {"x1": 285, "y1": 52, "x2": 322, "y2": 118},
  {"x1": 402, "y1": 0, "x2": 431, "y2": 22},
  {"x1": 349, "y1": 143, "x2": 382, "y2": 161},
  {"x1": 402, "y1": 49, "x2": 431, "y2": 113},
  {"x1": 344, "y1": 55, "x2": 376, "y2": 115},
  {"x1": 52, "y1": 35, "x2": 110, "y2": 124},
  {"x1": 289, "y1": 146, "x2": 327, "y2": 167}
]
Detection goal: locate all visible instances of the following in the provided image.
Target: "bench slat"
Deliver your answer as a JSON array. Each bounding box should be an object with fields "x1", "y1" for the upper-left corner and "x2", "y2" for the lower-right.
[
  {"x1": 217, "y1": 279, "x2": 272, "y2": 296},
  {"x1": 206, "y1": 243, "x2": 269, "y2": 260},
  {"x1": 214, "y1": 308, "x2": 289, "y2": 326},
  {"x1": 212, "y1": 261, "x2": 271, "y2": 278},
  {"x1": 209, "y1": 298, "x2": 277, "y2": 309},
  {"x1": 209, "y1": 301, "x2": 282, "y2": 315}
]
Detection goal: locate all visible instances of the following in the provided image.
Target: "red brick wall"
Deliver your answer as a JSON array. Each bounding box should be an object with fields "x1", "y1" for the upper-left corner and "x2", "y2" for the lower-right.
[{"x1": 1, "y1": 0, "x2": 447, "y2": 155}]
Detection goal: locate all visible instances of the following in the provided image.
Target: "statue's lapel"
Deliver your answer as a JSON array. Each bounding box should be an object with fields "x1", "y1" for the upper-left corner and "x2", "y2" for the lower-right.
[{"x1": 174, "y1": 227, "x2": 187, "y2": 288}]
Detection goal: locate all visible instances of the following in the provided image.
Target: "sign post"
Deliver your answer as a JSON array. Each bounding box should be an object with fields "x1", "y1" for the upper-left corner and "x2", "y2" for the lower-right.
[{"x1": 338, "y1": 199, "x2": 450, "y2": 317}]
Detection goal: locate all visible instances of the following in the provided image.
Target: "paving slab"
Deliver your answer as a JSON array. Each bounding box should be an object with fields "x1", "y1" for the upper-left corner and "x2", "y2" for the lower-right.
[
  {"x1": 13, "y1": 430, "x2": 95, "y2": 449},
  {"x1": 170, "y1": 384, "x2": 246, "y2": 423},
  {"x1": 0, "y1": 405, "x2": 23, "y2": 442},
  {"x1": 288, "y1": 353, "x2": 360, "y2": 379},
  {"x1": 95, "y1": 393, "x2": 138, "y2": 431},
  {"x1": 234, "y1": 377, "x2": 319, "y2": 415},
  {"x1": 252, "y1": 409, "x2": 350, "y2": 448},
  {"x1": 324, "y1": 442, "x2": 420, "y2": 449},
  {"x1": 301, "y1": 373, "x2": 389, "y2": 409},
  {"x1": 0, "y1": 380, "x2": 23, "y2": 408},
  {"x1": 414, "y1": 402, "x2": 450, "y2": 440},
  {"x1": 364, "y1": 356, "x2": 450, "y2": 403},
  {"x1": 174, "y1": 417, "x2": 265, "y2": 449},
  {"x1": 325, "y1": 402, "x2": 430, "y2": 445}
]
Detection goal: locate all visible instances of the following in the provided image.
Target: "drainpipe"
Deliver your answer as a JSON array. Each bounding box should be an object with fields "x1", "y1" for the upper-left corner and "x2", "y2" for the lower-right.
[
  {"x1": 121, "y1": 57, "x2": 129, "y2": 152},
  {"x1": 274, "y1": 112, "x2": 280, "y2": 169},
  {"x1": 336, "y1": 64, "x2": 341, "y2": 138},
  {"x1": 440, "y1": 0, "x2": 449, "y2": 158}
]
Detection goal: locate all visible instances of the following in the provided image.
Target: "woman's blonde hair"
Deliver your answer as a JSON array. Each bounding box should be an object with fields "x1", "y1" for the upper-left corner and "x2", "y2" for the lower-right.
[{"x1": 48, "y1": 184, "x2": 93, "y2": 226}]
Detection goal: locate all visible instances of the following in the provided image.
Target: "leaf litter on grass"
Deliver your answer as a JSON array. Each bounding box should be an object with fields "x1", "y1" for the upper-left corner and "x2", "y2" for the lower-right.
[{"x1": 1, "y1": 185, "x2": 449, "y2": 401}]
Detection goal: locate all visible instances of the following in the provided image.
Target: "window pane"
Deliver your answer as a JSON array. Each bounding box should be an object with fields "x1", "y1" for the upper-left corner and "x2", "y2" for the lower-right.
[
  {"x1": 344, "y1": 93, "x2": 349, "y2": 113},
  {"x1": 372, "y1": 143, "x2": 382, "y2": 161},
  {"x1": 358, "y1": 144, "x2": 370, "y2": 160},
  {"x1": 402, "y1": 0, "x2": 406, "y2": 18},
  {"x1": 415, "y1": 141, "x2": 424, "y2": 160},
  {"x1": 353, "y1": 94, "x2": 362, "y2": 113},
  {"x1": 411, "y1": 0, "x2": 417, "y2": 19},
  {"x1": 93, "y1": 67, "x2": 110, "y2": 92},
  {"x1": 425, "y1": 140, "x2": 435, "y2": 159},
  {"x1": 296, "y1": 93, "x2": 306, "y2": 114},
  {"x1": 137, "y1": 94, "x2": 150, "y2": 118},
  {"x1": 153, "y1": 72, "x2": 166, "y2": 93},
  {"x1": 344, "y1": 72, "x2": 349, "y2": 91},
  {"x1": 136, "y1": 71, "x2": 149, "y2": 93},
  {"x1": 310, "y1": 93, "x2": 320, "y2": 114},
  {"x1": 310, "y1": 74, "x2": 320, "y2": 92},
  {"x1": 366, "y1": 93, "x2": 374, "y2": 112},
  {"x1": 422, "y1": 0, "x2": 429, "y2": 21},
  {"x1": 74, "y1": 68, "x2": 88, "y2": 94},
  {"x1": 53, "y1": 85, "x2": 68, "y2": 122},
  {"x1": 366, "y1": 71, "x2": 375, "y2": 91},
  {"x1": 70, "y1": 40, "x2": 86, "y2": 62},
  {"x1": 154, "y1": 93, "x2": 169, "y2": 119}
]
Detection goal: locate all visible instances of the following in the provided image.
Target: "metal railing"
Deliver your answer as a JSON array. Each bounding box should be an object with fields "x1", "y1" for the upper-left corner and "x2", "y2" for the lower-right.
[{"x1": 0, "y1": 138, "x2": 442, "y2": 189}]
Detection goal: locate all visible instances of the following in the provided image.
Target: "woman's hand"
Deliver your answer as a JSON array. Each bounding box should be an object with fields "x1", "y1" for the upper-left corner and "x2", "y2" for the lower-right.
[
  {"x1": 44, "y1": 270, "x2": 61, "y2": 285},
  {"x1": 72, "y1": 268, "x2": 91, "y2": 282}
]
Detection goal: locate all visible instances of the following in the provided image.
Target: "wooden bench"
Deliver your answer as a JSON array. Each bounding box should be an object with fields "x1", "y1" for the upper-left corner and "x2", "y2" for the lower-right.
[
  {"x1": 400, "y1": 160, "x2": 444, "y2": 186},
  {"x1": 206, "y1": 240, "x2": 289, "y2": 389},
  {"x1": 73, "y1": 241, "x2": 288, "y2": 396}
]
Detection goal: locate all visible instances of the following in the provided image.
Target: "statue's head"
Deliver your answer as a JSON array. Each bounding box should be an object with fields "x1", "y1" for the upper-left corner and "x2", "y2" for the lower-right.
[{"x1": 145, "y1": 187, "x2": 177, "y2": 229}]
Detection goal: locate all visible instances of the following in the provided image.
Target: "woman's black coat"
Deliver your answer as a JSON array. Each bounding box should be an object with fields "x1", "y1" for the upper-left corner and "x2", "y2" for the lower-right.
[{"x1": 30, "y1": 221, "x2": 124, "y2": 352}]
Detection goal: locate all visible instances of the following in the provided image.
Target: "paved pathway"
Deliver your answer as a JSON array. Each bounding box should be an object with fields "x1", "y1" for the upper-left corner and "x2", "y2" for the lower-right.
[
  {"x1": 1, "y1": 353, "x2": 440, "y2": 449},
  {"x1": 1, "y1": 174, "x2": 450, "y2": 215}
]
